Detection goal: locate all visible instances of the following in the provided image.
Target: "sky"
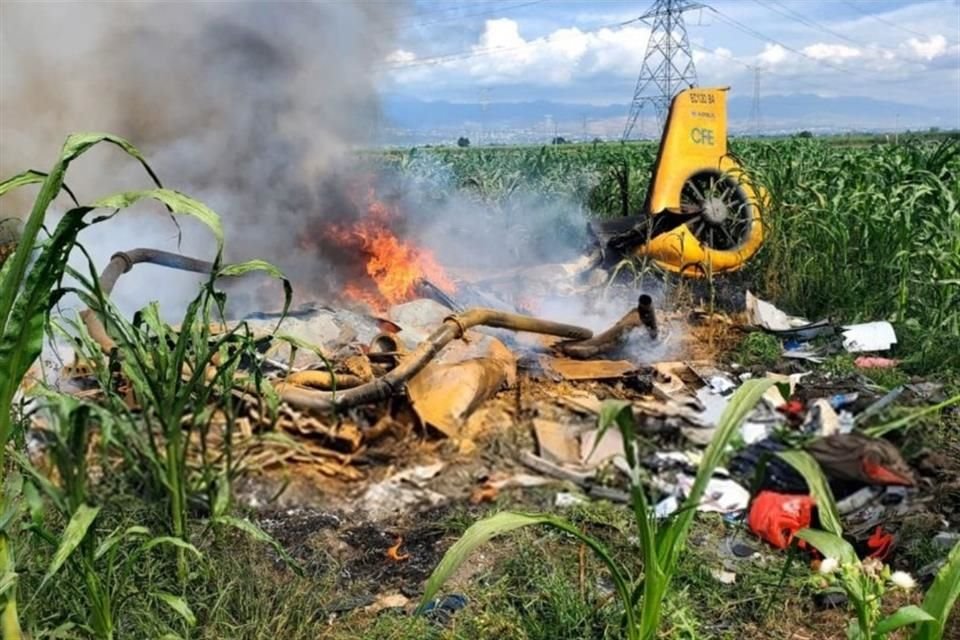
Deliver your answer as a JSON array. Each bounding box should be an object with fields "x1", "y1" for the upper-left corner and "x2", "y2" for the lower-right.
[{"x1": 382, "y1": 0, "x2": 960, "y2": 114}]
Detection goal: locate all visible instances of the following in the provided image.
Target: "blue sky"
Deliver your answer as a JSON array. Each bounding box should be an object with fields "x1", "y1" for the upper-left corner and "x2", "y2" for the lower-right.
[{"x1": 382, "y1": 0, "x2": 960, "y2": 114}]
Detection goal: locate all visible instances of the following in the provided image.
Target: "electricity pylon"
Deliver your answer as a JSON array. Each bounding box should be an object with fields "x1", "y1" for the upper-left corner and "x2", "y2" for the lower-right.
[{"x1": 623, "y1": 0, "x2": 704, "y2": 140}]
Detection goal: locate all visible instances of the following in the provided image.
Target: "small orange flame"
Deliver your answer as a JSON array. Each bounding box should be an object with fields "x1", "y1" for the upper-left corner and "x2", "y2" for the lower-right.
[{"x1": 327, "y1": 190, "x2": 455, "y2": 310}]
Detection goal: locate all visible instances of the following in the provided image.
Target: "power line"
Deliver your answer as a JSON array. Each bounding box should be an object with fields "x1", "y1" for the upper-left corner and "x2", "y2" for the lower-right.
[
  {"x1": 752, "y1": 0, "x2": 866, "y2": 48},
  {"x1": 709, "y1": 7, "x2": 861, "y2": 77},
  {"x1": 383, "y1": 15, "x2": 643, "y2": 69},
  {"x1": 840, "y1": 0, "x2": 937, "y2": 40}
]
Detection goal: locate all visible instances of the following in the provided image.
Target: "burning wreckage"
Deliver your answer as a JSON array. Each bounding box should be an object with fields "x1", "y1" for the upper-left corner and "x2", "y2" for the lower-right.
[
  {"x1": 10, "y1": 88, "x2": 956, "y2": 621},
  {"x1": 23, "y1": 176, "x2": 945, "y2": 575}
]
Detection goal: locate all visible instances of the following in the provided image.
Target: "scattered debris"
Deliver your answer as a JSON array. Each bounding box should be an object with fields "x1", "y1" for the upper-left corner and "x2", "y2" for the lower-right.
[
  {"x1": 555, "y1": 492, "x2": 588, "y2": 508},
  {"x1": 801, "y1": 399, "x2": 843, "y2": 437},
  {"x1": 539, "y1": 356, "x2": 638, "y2": 381},
  {"x1": 854, "y1": 387, "x2": 905, "y2": 425},
  {"x1": 364, "y1": 592, "x2": 410, "y2": 615},
  {"x1": 842, "y1": 321, "x2": 897, "y2": 353},
  {"x1": 854, "y1": 356, "x2": 900, "y2": 369},
  {"x1": 745, "y1": 291, "x2": 808, "y2": 331},
  {"x1": 533, "y1": 419, "x2": 581, "y2": 465},
  {"x1": 710, "y1": 568, "x2": 737, "y2": 585},
  {"x1": 933, "y1": 531, "x2": 960, "y2": 550},
  {"x1": 361, "y1": 463, "x2": 447, "y2": 520},
  {"x1": 420, "y1": 594, "x2": 468, "y2": 626},
  {"x1": 748, "y1": 491, "x2": 814, "y2": 549}
]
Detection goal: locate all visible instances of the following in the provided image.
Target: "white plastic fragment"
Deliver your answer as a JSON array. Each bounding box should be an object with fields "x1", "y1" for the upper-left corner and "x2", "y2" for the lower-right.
[
  {"x1": 745, "y1": 291, "x2": 808, "y2": 331},
  {"x1": 841, "y1": 321, "x2": 897, "y2": 353},
  {"x1": 555, "y1": 492, "x2": 588, "y2": 508}
]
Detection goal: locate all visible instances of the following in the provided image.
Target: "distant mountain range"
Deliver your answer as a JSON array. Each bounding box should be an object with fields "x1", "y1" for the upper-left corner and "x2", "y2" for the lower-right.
[{"x1": 381, "y1": 93, "x2": 959, "y2": 143}]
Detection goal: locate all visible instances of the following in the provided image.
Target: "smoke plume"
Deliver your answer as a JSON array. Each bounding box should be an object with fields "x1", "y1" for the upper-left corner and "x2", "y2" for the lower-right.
[{"x1": 0, "y1": 0, "x2": 405, "y2": 316}]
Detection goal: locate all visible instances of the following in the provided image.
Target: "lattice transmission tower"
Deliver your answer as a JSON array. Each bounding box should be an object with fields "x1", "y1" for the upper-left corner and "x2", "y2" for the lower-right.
[{"x1": 623, "y1": 0, "x2": 704, "y2": 140}]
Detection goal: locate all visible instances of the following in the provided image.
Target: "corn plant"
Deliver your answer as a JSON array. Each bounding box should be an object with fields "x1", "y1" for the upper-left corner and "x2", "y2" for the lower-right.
[
  {"x1": 416, "y1": 378, "x2": 773, "y2": 640},
  {"x1": 67, "y1": 256, "x2": 296, "y2": 579},
  {"x1": 13, "y1": 395, "x2": 201, "y2": 639},
  {"x1": 0, "y1": 133, "x2": 167, "y2": 640},
  {"x1": 0, "y1": 132, "x2": 293, "y2": 636},
  {"x1": 796, "y1": 529, "x2": 959, "y2": 640}
]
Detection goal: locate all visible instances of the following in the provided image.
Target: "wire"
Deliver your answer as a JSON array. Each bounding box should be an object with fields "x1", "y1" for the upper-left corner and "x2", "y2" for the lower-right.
[
  {"x1": 709, "y1": 7, "x2": 861, "y2": 77},
  {"x1": 382, "y1": 14, "x2": 644, "y2": 69},
  {"x1": 840, "y1": 0, "x2": 939, "y2": 40},
  {"x1": 752, "y1": 0, "x2": 867, "y2": 48}
]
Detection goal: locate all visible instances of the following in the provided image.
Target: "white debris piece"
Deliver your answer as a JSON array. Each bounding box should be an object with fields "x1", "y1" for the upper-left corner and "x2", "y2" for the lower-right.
[
  {"x1": 555, "y1": 492, "x2": 588, "y2": 508},
  {"x1": 655, "y1": 495, "x2": 680, "y2": 518},
  {"x1": 842, "y1": 321, "x2": 897, "y2": 353},
  {"x1": 741, "y1": 421, "x2": 771, "y2": 445},
  {"x1": 676, "y1": 474, "x2": 751, "y2": 514},
  {"x1": 746, "y1": 291, "x2": 808, "y2": 331}
]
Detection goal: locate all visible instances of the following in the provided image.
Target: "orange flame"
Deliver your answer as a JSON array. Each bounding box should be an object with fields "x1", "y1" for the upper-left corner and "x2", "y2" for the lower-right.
[{"x1": 327, "y1": 191, "x2": 455, "y2": 310}]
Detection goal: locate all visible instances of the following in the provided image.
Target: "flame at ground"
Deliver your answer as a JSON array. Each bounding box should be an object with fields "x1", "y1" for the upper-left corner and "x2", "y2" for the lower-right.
[{"x1": 327, "y1": 192, "x2": 455, "y2": 310}]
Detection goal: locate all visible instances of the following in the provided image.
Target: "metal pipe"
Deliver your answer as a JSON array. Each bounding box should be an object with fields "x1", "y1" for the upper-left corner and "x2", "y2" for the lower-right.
[
  {"x1": 555, "y1": 294, "x2": 658, "y2": 359},
  {"x1": 276, "y1": 308, "x2": 593, "y2": 411},
  {"x1": 284, "y1": 370, "x2": 366, "y2": 391},
  {"x1": 82, "y1": 248, "x2": 216, "y2": 351},
  {"x1": 637, "y1": 294, "x2": 658, "y2": 340}
]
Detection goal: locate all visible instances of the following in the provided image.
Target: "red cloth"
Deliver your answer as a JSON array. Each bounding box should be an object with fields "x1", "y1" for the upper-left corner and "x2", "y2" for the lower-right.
[
  {"x1": 776, "y1": 400, "x2": 806, "y2": 426},
  {"x1": 748, "y1": 491, "x2": 814, "y2": 549},
  {"x1": 866, "y1": 526, "x2": 895, "y2": 560}
]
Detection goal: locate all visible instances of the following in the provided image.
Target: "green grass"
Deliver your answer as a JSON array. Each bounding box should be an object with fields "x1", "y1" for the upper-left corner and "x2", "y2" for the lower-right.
[{"x1": 734, "y1": 332, "x2": 782, "y2": 369}]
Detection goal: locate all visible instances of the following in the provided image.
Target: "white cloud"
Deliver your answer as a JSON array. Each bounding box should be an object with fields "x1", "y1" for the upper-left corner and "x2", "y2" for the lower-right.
[
  {"x1": 906, "y1": 35, "x2": 949, "y2": 60},
  {"x1": 389, "y1": 18, "x2": 651, "y2": 89},
  {"x1": 385, "y1": 49, "x2": 416, "y2": 65},
  {"x1": 803, "y1": 43, "x2": 861, "y2": 60},
  {"x1": 384, "y1": 8, "x2": 959, "y2": 112},
  {"x1": 757, "y1": 43, "x2": 788, "y2": 66}
]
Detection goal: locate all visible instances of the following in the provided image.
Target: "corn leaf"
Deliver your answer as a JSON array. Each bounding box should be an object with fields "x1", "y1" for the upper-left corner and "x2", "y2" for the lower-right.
[
  {"x1": 0, "y1": 473, "x2": 23, "y2": 534},
  {"x1": 865, "y1": 394, "x2": 960, "y2": 438},
  {"x1": 153, "y1": 592, "x2": 196, "y2": 627},
  {"x1": 94, "y1": 526, "x2": 151, "y2": 561},
  {"x1": 93, "y1": 189, "x2": 223, "y2": 250},
  {"x1": 214, "y1": 515, "x2": 301, "y2": 575},
  {"x1": 415, "y1": 511, "x2": 634, "y2": 632},
  {"x1": 777, "y1": 449, "x2": 843, "y2": 537},
  {"x1": 662, "y1": 379, "x2": 774, "y2": 565},
  {"x1": 0, "y1": 171, "x2": 46, "y2": 197},
  {"x1": 0, "y1": 572, "x2": 15, "y2": 599},
  {"x1": 914, "y1": 540, "x2": 960, "y2": 640},
  {"x1": 794, "y1": 528, "x2": 858, "y2": 565},
  {"x1": 875, "y1": 606, "x2": 934, "y2": 635},
  {"x1": 216, "y1": 258, "x2": 291, "y2": 329},
  {"x1": 38, "y1": 504, "x2": 100, "y2": 593},
  {"x1": 141, "y1": 537, "x2": 202, "y2": 559},
  {"x1": 0, "y1": 132, "x2": 157, "y2": 338},
  {"x1": 11, "y1": 449, "x2": 66, "y2": 514}
]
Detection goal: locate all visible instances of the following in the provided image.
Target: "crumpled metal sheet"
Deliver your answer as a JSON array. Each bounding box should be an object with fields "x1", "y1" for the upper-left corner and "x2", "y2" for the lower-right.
[
  {"x1": 406, "y1": 333, "x2": 517, "y2": 438},
  {"x1": 539, "y1": 356, "x2": 637, "y2": 381}
]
